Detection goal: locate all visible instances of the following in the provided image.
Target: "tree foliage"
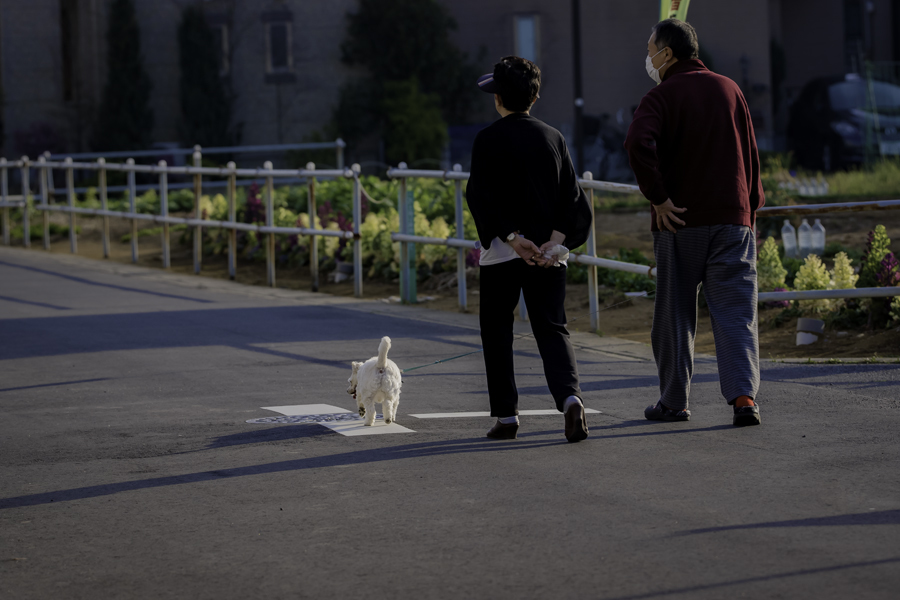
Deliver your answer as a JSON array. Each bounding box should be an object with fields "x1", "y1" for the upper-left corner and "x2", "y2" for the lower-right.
[
  {"x1": 93, "y1": 0, "x2": 154, "y2": 151},
  {"x1": 334, "y1": 0, "x2": 481, "y2": 164},
  {"x1": 177, "y1": 7, "x2": 236, "y2": 148},
  {"x1": 381, "y1": 79, "x2": 448, "y2": 166}
]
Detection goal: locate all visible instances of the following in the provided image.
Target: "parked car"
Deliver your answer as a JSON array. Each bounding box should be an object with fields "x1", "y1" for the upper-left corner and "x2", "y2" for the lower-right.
[{"x1": 787, "y1": 74, "x2": 900, "y2": 171}]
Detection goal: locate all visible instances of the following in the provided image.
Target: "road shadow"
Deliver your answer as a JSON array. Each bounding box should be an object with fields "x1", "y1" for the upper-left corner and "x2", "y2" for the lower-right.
[
  {"x1": 596, "y1": 557, "x2": 900, "y2": 600},
  {"x1": 677, "y1": 509, "x2": 900, "y2": 535},
  {"x1": 0, "y1": 434, "x2": 570, "y2": 510}
]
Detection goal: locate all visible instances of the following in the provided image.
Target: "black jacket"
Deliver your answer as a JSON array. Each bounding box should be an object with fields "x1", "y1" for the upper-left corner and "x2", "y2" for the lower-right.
[{"x1": 466, "y1": 113, "x2": 593, "y2": 251}]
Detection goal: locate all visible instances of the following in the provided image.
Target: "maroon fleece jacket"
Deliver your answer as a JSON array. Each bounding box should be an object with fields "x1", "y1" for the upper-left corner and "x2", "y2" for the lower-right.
[{"x1": 624, "y1": 59, "x2": 765, "y2": 232}]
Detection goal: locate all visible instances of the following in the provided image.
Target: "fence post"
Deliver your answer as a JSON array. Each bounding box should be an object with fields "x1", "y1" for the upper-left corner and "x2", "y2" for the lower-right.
[
  {"x1": 98, "y1": 158, "x2": 110, "y2": 258},
  {"x1": 65, "y1": 157, "x2": 77, "y2": 254},
  {"x1": 21, "y1": 156, "x2": 30, "y2": 248},
  {"x1": 264, "y1": 160, "x2": 275, "y2": 287},
  {"x1": 0, "y1": 158, "x2": 8, "y2": 246},
  {"x1": 43, "y1": 151, "x2": 55, "y2": 198},
  {"x1": 127, "y1": 158, "x2": 138, "y2": 263},
  {"x1": 583, "y1": 172, "x2": 599, "y2": 332},
  {"x1": 351, "y1": 163, "x2": 362, "y2": 298},
  {"x1": 397, "y1": 163, "x2": 410, "y2": 303},
  {"x1": 336, "y1": 138, "x2": 345, "y2": 170},
  {"x1": 307, "y1": 162, "x2": 318, "y2": 292},
  {"x1": 159, "y1": 160, "x2": 170, "y2": 269},
  {"x1": 453, "y1": 163, "x2": 467, "y2": 312},
  {"x1": 227, "y1": 161, "x2": 236, "y2": 280},
  {"x1": 38, "y1": 156, "x2": 49, "y2": 250},
  {"x1": 192, "y1": 149, "x2": 202, "y2": 273}
]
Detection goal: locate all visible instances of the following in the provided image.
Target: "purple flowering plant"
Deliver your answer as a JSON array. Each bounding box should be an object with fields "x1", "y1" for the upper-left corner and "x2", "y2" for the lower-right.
[{"x1": 876, "y1": 252, "x2": 900, "y2": 287}]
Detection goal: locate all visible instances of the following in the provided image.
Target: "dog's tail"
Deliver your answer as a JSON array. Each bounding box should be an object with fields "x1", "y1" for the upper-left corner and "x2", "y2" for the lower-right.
[{"x1": 376, "y1": 336, "x2": 391, "y2": 369}]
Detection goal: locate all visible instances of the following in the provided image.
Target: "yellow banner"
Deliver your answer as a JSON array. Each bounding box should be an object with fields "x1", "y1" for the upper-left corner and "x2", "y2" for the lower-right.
[{"x1": 659, "y1": 0, "x2": 692, "y2": 21}]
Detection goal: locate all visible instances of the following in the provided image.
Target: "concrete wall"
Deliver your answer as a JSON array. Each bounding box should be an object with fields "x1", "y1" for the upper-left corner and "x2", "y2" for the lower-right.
[
  {"x1": 446, "y1": 0, "x2": 774, "y2": 147},
  {"x1": 2, "y1": 0, "x2": 894, "y2": 159}
]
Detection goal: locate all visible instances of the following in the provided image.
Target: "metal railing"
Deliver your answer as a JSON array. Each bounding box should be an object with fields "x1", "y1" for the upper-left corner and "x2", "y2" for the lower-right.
[
  {"x1": 0, "y1": 154, "x2": 361, "y2": 296},
  {"x1": 45, "y1": 139, "x2": 346, "y2": 168},
  {"x1": 2, "y1": 153, "x2": 899, "y2": 326}
]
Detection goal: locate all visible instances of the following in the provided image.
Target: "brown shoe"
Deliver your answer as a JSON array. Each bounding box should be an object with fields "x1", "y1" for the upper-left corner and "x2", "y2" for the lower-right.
[
  {"x1": 486, "y1": 419, "x2": 518, "y2": 440},
  {"x1": 564, "y1": 403, "x2": 589, "y2": 443}
]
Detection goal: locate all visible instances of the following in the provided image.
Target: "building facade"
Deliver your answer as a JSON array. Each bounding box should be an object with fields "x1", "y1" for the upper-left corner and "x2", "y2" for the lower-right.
[{"x1": 1, "y1": 0, "x2": 898, "y2": 167}]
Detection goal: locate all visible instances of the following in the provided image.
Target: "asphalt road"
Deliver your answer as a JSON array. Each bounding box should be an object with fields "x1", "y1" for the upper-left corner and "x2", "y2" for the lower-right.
[{"x1": 1, "y1": 246, "x2": 899, "y2": 600}]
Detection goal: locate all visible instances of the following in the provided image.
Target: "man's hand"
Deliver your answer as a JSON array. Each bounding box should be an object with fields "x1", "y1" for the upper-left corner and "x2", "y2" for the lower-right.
[
  {"x1": 509, "y1": 236, "x2": 543, "y2": 266},
  {"x1": 654, "y1": 198, "x2": 687, "y2": 233}
]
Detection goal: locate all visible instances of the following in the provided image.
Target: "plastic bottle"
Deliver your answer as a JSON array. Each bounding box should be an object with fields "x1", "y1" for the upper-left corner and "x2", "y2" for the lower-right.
[
  {"x1": 798, "y1": 218, "x2": 813, "y2": 258},
  {"x1": 811, "y1": 219, "x2": 826, "y2": 256},
  {"x1": 781, "y1": 219, "x2": 798, "y2": 259}
]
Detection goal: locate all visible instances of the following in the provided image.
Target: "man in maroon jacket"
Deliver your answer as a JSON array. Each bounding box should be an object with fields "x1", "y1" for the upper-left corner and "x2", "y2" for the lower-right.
[{"x1": 625, "y1": 19, "x2": 764, "y2": 427}]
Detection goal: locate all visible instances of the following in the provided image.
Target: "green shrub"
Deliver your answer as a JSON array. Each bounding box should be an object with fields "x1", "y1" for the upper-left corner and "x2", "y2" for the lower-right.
[
  {"x1": 890, "y1": 296, "x2": 900, "y2": 327},
  {"x1": 830, "y1": 252, "x2": 858, "y2": 290},
  {"x1": 757, "y1": 237, "x2": 787, "y2": 292},
  {"x1": 782, "y1": 257, "x2": 803, "y2": 288},
  {"x1": 859, "y1": 225, "x2": 892, "y2": 288},
  {"x1": 793, "y1": 254, "x2": 832, "y2": 314},
  {"x1": 822, "y1": 241, "x2": 862, "y2": 262}
]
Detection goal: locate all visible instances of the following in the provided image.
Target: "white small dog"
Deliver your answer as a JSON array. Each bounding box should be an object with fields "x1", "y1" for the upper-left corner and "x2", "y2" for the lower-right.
[{"x1": 347, "y1": 336, "x2": 402, "y2": 426}]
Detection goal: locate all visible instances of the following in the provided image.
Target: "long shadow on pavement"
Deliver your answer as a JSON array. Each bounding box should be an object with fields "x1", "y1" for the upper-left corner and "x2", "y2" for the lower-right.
[
  {"x1": 677, "y1": 509, "x2": 900, "y2": 534},
  {"x1": 0, "y1": 424, "x2": 739, "y2": 511},
  {"x1": 598, "y1": 557, "x2": 900, "y2": 600}
]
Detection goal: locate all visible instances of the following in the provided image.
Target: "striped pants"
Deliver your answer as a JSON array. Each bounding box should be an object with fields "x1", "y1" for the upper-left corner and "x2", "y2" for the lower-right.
[{"x1": 651, "y1": 225, "x2": 760, "y2": 410}]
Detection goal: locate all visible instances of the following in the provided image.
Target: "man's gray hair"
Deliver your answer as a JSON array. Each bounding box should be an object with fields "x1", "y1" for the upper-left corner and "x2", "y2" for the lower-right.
[{"x1": 652, "y1": 19, "x2": 700, "y2": 61}]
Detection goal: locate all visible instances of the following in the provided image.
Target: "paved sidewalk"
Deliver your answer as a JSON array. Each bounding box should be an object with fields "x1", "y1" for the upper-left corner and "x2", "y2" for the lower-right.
[{"x1": 1, "y1": 246, "x2": 898, "y2": 600}]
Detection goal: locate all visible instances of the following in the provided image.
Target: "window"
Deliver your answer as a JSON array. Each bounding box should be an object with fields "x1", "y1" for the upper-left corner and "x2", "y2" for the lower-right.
[
  {"x1": 267, "y1": 22, "x2": 291, "y2": 72},
  {"x1": 514, "y1": 15, "x2": 540, "y2": 64},
  {"x1": 262, "y1": 10, "x2": 295, "y2": 84},
  {"x1": 212, "y1": 24, "x2": 229, "y2": 76}
]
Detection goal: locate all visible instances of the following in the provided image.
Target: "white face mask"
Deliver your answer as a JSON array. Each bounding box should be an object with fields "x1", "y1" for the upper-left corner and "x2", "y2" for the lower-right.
[{"x1": 645, "y1": 48, "x2": 668, "y2": 85}]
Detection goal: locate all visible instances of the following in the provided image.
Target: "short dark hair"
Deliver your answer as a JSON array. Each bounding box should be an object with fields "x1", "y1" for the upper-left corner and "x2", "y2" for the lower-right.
[
  {"x1": 652, "y1": 19, "x2": 700, "y2": 61},
  {"x1": 494, "y1": 56, "x2": 541, "y2": 112}
]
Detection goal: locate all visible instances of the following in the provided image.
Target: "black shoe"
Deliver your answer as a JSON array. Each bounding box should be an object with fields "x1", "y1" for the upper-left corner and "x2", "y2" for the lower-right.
[
  {"x1": 645, "y1": 401, "x2": 691, "y2": 422},
  {"x1": 486, "y1": 419, "x2": 518, "y2": 440},
  {"x1": 733, "y1": 404, "x2": 761, "y2": 427},
  {"x1": 564, "y1": 403, "x2": 589, "y2": 443}
]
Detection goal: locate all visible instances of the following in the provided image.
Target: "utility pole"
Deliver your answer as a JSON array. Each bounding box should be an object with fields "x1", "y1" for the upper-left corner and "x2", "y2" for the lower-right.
[{"x1": 572, "y1": 0, "x2": 585, "y2": 175}]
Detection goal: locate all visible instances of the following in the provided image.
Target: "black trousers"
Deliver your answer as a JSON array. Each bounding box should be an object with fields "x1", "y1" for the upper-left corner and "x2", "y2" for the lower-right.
[{"x1": 479, "y1": 260, "x2": 581, "y2": 417}]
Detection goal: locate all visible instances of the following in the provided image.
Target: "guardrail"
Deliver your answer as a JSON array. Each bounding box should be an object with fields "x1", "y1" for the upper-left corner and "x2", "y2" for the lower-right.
[
  {"x1": 0, "y1": 154, "x2": 362, "y2": 296},
  {"x1": 2, "y1": 153, "x2": 898, "y2": 327},
  {"x1": 45, "y1": 139, "x2": 347, "y2": 167}
]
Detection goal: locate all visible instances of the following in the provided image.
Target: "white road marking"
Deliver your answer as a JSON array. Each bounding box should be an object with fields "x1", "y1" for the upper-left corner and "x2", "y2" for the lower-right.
[
  {"x1": 257, "y1": 404, "x2": 415, "y2": 436},
  {"x1": 322, "y1": 420, "x2": 415, "y2": 436},
  {"x1": 262, "y1": 404, "x2": 351, "y2": 416},
  {"x1": 409, "y1": 409, "x2": 601, "y2": 419}
]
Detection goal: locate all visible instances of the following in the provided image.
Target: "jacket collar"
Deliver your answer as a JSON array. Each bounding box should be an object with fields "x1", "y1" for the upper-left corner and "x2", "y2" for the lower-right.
[{"x1": 662, "y1": 59, "x2": 709, "y2": 82}]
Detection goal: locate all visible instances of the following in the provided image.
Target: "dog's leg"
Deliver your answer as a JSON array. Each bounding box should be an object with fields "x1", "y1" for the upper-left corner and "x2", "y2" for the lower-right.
[
  {"x1": 357, "y1": 398, "x2": 365, "y2": 418},
  {"x1": 384, "y1": 399, "x2": 397, "y2": 424},
  {"x1": 363, "y1": 398, "x2": 377, "y2": 426}
]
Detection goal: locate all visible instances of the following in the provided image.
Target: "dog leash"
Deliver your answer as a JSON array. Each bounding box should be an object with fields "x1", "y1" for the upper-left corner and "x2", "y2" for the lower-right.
[{"x1": 400, "y1": 293, "x2": 652, "y2": 373}]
